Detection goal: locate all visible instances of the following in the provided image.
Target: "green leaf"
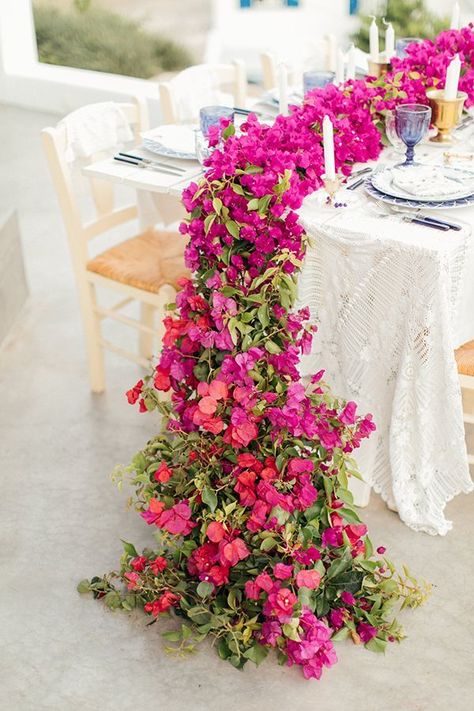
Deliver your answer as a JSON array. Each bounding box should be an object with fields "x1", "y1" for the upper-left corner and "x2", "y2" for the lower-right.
[
  {"x1": 121, "y1": 540, "x2": 138, "y2": 558},
  {"x1": 257, "y1": 303, "x2": 269, "y2": 329},
  {"x1": 264, "y1": 340, "x2": 281, "y2": 355},
  {"x1": 247, "y1": 198, "x2": 260, "y2": 211},
  {"x1": 338, "y1": 507, "x2": 362, "y2": 524},
  {"x1": 365, "y1": 637, "x2": 387, "y2": 654},
  {"x1": 331, "y1": 627, "x2": 350, "y2": 641},
  {"x1": 226, "y1": 220, "x2": 240, "y2": 239},
  {"x1": 197, "y1": 581, "x2": 215, "y2": 598},
  {"x1": 260, "y1": 536, "x2": 277, "y2": 552},
  {"x1": 326, "y1": 549, "x2": 353, "y2": 580},
  {"x1": 104, "y1": 591, "x2": 122, "y2": 610},
  {"x1": 243, "y1": 643, "x2": 269, "y2": 666},
  {"x1": 212, "y1": 197, "x2": 223, "y2": 215},
  {"x1": 162, "y1": 630, "x2": 182, "y2": 642},
  {"x1": 201, "y1": 486, "x2": 218, "y2": 513},
  {"x1": 77, "y1": 579, "x2": 91, "y2": 594}
]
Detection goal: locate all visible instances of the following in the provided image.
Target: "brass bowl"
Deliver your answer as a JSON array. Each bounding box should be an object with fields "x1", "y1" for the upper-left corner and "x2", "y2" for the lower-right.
[{"x1": 427, "y1": 89, "x2": 467, "y2": 143}]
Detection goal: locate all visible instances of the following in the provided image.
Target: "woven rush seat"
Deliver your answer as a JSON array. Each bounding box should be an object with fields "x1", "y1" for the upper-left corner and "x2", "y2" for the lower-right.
[
  {"x1": 86, "y1": 229, "x2": 189, "y2": 293},
  {"x1": 455, "y1": 340, "x2": 474, "y2": 377}
]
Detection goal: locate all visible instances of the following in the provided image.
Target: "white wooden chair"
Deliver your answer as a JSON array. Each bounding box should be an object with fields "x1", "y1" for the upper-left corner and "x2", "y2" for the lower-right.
[
  {"x1": 259, "y1": 52, "x2": 298, "y2": 90},
  {"x1": 159, "y1": 61, "x2": 247, "y2": 124},
  {"x1": 455, "y1": 340, "x2": 474, "y2": 465},
  {"x1": 41, "y1": 99, "x2": 189, "y2": 393}
]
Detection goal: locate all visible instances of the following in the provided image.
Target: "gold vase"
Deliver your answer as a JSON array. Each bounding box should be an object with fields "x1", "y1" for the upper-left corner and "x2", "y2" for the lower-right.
[
  {"x1": 367, "y1": 56, "x2": 391, "y2": 79},
  {"x1": 427, "y1": 89, "x2": 467, "y2": 144}
]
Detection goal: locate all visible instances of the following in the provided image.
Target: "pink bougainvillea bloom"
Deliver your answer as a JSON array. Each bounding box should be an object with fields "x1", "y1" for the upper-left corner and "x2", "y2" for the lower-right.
[
  {"x1": 329, "y1": 608, "x2": 346, "y2": 629},
  {"x1": 244, "y1": 580, "x2": 261, "y2": 600},
  {"x1": 265, "y1": 588, "x2": 298, "y2": 623},
  {"x1": 153, "y1": 367, "x2": 171, "y2": 391},
  {"x1": 255, "y1": 571, "x2": 274, "y2": 593},
  {"x1": 260, "y1": 620, "x2": 282, "y2": 646},
  {"x1": 130, "y1": 555, "x2": 147, "y2": 572},
  {"x1": 377, "y1": 546, "x2": 386, "y2": 554},
  {"x1": 219, "y1": 537, "x2": 250, "y2": 567},
  {"x1": 149, "y1": 556, "x2": 167, "y2": 575},
  {"x1": 339, "y1": 401, "x2": 357, "y2": 425},
  {"x1": 341, "y1": 591, "x2": 356, "y2": 606},
  {"x1": 296, "y1": 569, "x2": 322, "y2": 589},
  {"x1": 158, "y1": 501, "x2": 197, "y2": 536},
  {"x1": 198, "y1": 396, "x2": 218, "y2": 416},
  {"x1": 357, "y1": 622, "x2": 378, "y2": 643},
  {"x1": 140, "y1": 498, "x2": 165, "y2": 525},
  {"x1": 273, "y1": 563, "x2": 294, "y2": 580},
  {"x1": 206, "y1": 521, "x2": 225, "y2": 543},
  {"x1": 209, "y1": 380, "x2": 228, "y2": 400}
]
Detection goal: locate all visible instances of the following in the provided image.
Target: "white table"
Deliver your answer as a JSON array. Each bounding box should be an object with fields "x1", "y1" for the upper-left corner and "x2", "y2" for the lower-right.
[{"x1": 84, "y1": 135, "x2": 474, "y2": 535}]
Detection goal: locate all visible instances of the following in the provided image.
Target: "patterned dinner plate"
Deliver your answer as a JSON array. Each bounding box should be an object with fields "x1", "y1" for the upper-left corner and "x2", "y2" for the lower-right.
[
  {"x1": 371, "y1": 164, "x2": 474, "y2": 202},
  {"x1": 365, "y1": 176, "x2": 474, "y2": 210}
]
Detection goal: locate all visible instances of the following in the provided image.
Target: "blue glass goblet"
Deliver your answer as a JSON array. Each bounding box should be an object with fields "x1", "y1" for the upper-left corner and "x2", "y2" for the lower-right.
[
  {"x1": 303, "y1": 70, "x2": 335, "y2": 94},
  {"x1": 394, "y1": 103, "x2": 431, "y2": 166},
  {"x1": 199, "y1": 105, "x2": 235, "y2": 138},
  {"x1": 395, "y1": 37, "x2": 421, "y2": 59}
]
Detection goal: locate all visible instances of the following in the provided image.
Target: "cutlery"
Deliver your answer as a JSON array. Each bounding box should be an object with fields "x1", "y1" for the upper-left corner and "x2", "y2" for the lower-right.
[
  {"x1": 350, "y1": 166, "x2": 373, "y2": 179},
  {"x1": 346, "y1": 177, "x2": 366, "y2": 190},
  {"x1": 113, "y1": 155, "x2": 183, "y2": 177},
  {"x1": 389, "y1": 204, "x2": 462, "y2": 230},
  {"x1": 371, "y1": 199, "x2": 450, "y2": 230},
  {"x1": 401, "y1": 215, "x2": 450, "y2": 230},
  {"x1": 117, "y1": 152, "x2": 186, "y2": 173},
  {"x1": 233, "y1": 107, "x2": 262, "y2": 117}
]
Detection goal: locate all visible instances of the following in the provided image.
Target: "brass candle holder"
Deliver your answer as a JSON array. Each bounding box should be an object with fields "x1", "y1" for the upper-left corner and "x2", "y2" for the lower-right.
[
  {"x1": 427, "y1": 89, "x2": 467, "y2": 143},
  {"x1": 322, "y1": 174, "x2": 343, "y2": 206},
  {"x1": 367, "y1": 54, "x2": 391, "y2": 79}
]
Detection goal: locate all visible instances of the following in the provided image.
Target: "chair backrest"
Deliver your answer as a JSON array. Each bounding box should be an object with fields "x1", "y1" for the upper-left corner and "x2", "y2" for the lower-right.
[
  {"x1": 41, "y1": 98, "x2": 148, "y2": 269},
  {"x1": 260, "y1": 52, "x2": 298, "y2": 90},
  {"x1": 159, "y1": 61, "x2": 247, "y2": 124}
]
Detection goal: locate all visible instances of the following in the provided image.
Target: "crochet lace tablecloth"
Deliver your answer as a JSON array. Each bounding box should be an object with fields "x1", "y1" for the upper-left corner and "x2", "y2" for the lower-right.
[{"x1": 298, "y1": 196, "x2": 474, "y2": 535}]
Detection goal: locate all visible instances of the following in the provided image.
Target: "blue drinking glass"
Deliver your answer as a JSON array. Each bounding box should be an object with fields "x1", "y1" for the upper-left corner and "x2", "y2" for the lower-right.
[
  {"x1": 395, "y1": 37, "x2": 421, "y2": 59},
  {"x1": 394, "y1": 103, "x2": 431, "y2": 166},
  {"x1": 199, "y1": 105, "x2": 235, "y2": 138},
  {"x1": 303, "y1": 70, "x2": 335, "y2": 94}
]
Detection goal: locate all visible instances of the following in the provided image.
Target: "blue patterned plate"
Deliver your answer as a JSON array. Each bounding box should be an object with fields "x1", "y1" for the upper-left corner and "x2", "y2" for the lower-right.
[{"x1": 365, "y1": 176, "x2": 474, "y2": 209}]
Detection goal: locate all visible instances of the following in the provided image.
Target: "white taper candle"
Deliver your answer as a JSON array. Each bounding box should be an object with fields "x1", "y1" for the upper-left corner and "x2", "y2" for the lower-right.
[
  {"x1": 346, "y1": 44, "x2": 356, "y2": 80},
  {"x1": 450, "y1": 2, "x2": 460, "y2": 30},
  {"x1": 323, "y1": 115, "x2": 336, "y2": 180},
  {"x1": 335, "y1": 48, "x2": 345, "y2": 84},
  {"x1": 369, "y1": 16, "x2": 379, "y2": 62},
  {"x1": 444, "y1": 53, "x2": 461, "y2": 100},
  {"x1": 277, "y1": 63, "x2": 289, "y2": 116},
  {"x1": 385, "y1": 22, "x2": 395, "y2": 59}
]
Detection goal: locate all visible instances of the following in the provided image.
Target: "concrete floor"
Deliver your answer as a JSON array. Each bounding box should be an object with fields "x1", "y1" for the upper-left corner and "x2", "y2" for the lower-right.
[{"x1": 0, "y1": 104, "x2": 473, "y2": 711}]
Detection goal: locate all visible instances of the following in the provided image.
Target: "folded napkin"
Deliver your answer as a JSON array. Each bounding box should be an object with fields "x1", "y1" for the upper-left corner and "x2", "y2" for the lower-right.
[
  {"x1": 142, "y1": 125, "x2": 196, "y2": 155},
  {"x1": 391, "y1": 164, "x2": 474, "y2": 198},
  {"x1": 60, "y1": 102, "x2": 134, "y2": 162}
]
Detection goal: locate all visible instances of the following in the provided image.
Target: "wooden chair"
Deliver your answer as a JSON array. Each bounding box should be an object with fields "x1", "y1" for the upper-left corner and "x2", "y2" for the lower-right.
[
  {"x1": 259, "y1": 52, "x2": 298, "y2": 90},
  {"x1": 159, "y1": 61, "x2": 247, "y2": 124},
  {"x1": 41, "y1": 99, "x2": 189, "y2": 393},
  {"x1": 455, "y1": 340, "x2": 474, "y2": 465}
]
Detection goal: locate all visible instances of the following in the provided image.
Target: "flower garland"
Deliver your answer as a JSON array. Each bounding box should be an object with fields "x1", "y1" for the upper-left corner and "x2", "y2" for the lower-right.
[{"x1": 80, "y1": 28, "x2": 473, "y2": 681}]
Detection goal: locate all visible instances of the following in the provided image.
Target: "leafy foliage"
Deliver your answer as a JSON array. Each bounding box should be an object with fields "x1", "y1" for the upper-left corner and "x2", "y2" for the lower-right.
[{"x1": 34, "y1": 3, "x2": 192, "y2": 79}]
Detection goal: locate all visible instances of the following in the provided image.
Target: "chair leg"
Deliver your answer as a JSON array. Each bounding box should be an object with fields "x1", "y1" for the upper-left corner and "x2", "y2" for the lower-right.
[
  {"x1": 80, "y1": 281, "x2": 105, "y2": 393},
  {"x1": 139, "y1": 303, "x2": 156, "y2": 361}
]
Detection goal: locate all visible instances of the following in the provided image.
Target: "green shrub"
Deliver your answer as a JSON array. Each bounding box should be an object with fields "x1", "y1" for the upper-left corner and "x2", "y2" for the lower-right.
[
  {"x1": 34, "y1": 4, "x2": 193, "y2": 79},
  {"x1": 352, "y1": 0, "x2": 447, "y2": 53}
]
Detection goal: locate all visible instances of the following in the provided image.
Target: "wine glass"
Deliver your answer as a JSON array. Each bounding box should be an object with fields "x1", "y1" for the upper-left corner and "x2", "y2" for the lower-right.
[
  {"x1": 394, "y1": 104, "x2": 431, "y2": 166},
  {"x1": 385, "y1": 110, "x2": 404, "y2": 156},
  {"x1": 195, "y1": 105, "x2": 235, "y2": 166},
  {"x1": 303, "y1": 70, "x2": 335, "y2": 94}
]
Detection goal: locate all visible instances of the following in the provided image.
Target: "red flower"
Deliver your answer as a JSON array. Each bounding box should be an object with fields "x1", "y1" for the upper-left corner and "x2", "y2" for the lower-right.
[
  {"x1": 296, "y1": 569, "x2": 321, "y2": 590},
  {"x1": 206, "y1": 521, "x2": 225, "y2": 543},
  {"x1": 124, "y1": 572, "x2": 140, "y2": 590},
  {"x1": 264, "y1": 588, "x2": 297, "y2": 623},
  {"x1": 244, "y1": 580, "x2": 261, "y2": 600},
  {"x1": 154, "y1": 367, "x2": 171, "y2": 391},
  {"x1": 130, "y1": 556, "x2": 147, "y2": 572},
  {"x1": 255, "y1": 571, "x2": 274, "y2": 592},
  {"x1": 158, "y1": 501, "x2": 197, "y2": 536},
  {"x1": 274, "y1": 563, "x2": 293, "y2": 580},
  {"x1": 125, "y1": 379, "x2": 143, "y2": 404},
  {"x1": 218, "y1": 537, "x2": 250, "y2": 567},
  {"x1": 149, "y1": 556, "x2": 167, "y2": 575},
  {"x1": 234, "y1": 470, "x2": 257, "y2": 507},
  {"x1": 154, "y1": 462, "x2": 172, "y2": 483},
  {"x1": 140, "y1": 498, "x2": 165, "y2": 525}
]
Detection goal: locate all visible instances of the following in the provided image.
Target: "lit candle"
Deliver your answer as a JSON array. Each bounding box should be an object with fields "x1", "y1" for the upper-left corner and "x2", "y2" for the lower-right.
[
  {"x1": 323, "y1": 115, "x2": 336, "y2": 180},
  {"x1": 346, "y1": 43, "x2": 356, "y2": 80},
  {"x1": 335, "y1": 48, "x2": 345, "y2": 84},
  {"x1": 277, "y1": 63, "x2": 289, "y2": 116},
  {"x1": 444, "y1": 53, "x2": 461, "y2": 100},
  {"x1": 369, "y1": 16, "x2": 379, "y2": 62},
  {"x1": 450, "y1": 2, "x2": 460, "y2": 30},
  {"x1": 385, "y1": 21, "x2": 395, "y2": 59}
]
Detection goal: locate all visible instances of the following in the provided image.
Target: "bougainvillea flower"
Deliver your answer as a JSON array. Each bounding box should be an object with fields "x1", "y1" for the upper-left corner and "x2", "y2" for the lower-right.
[
  {"x1": 264, "y1": 588, "x2": 298, "y2": 623},
  {"x1": 158, "y1": 501, "x2": 197, "y2": 536},
  {"x1": 296, "y1": 569, "x2": 321, "y2": 589},
  {"x1": 273, "y1": 563, "x2": 293, "y2": 580},
  {"x1": 357, "y1": 622, "x2": 378, "y2": 643},
  {"x1": 154, "y1": 462, "x2": 172, "y2": 483},
  {"x1": 140, "y1": 498, "x2": 165, "y2": 525},
  {"x1": 218, "y1": 537, "x2": 250, "y2": 567},
  {"x1": 149, "y1": 556, "x2": 168, "y2": 575},
  {"x1": 206, "y1": 521, "x2": 226, "y2": 543}
]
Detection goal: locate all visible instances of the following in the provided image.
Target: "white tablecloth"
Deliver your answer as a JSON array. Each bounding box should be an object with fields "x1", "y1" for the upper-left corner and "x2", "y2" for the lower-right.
[{"x1": 298, "y1": 191, "x2": 474, "y2": 535}]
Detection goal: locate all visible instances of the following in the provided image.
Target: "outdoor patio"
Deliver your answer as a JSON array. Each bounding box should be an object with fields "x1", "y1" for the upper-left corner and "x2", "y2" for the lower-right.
[{"x1": 0, "y1": 104, "x2": 473, "y2": 711}]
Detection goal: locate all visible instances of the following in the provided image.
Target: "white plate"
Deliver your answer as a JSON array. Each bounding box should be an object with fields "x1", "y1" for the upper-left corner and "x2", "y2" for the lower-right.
[
  {"x1": 372, "y1": 164, "x2": 474, "y2": 202},
  {"x1": 141, "y1": 125, "x2": 198, "y2": 160}
]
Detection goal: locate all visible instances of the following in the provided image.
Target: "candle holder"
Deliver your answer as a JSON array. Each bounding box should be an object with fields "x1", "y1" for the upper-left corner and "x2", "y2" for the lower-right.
[
  {"x1": 427, "y1": 89, "x2": 467, "y2": 144},
  {"x1": 322, "y1": 174, "x2": 343, "y2": 206},
  {"x1": 367, "y1": 55, "x2": 391, "y2": 79}
]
